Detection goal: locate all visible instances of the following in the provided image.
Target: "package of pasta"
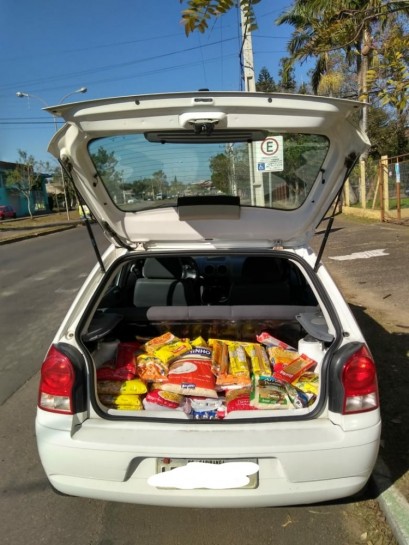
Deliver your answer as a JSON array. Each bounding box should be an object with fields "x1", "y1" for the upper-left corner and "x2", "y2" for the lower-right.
[
  {"x1": 250, "y1": 375, "x2": 291, "y2": 410},
  {"x1": 293, "y1": 372, "x2": 319, "y2": 396},
  {"x1": 226, "y1": 387, "x2": 256, "y2": 413},
  {"x1": 284, "y1": 382, "x2": 310, "y2": 409},
  {"x1": 143, "y1": 332, "x2": 176, "y2": 354},
  {"x1": 210, "y1": 339, "x2": 229, "y2": 376},
  {"x1": 160, "y1": 347, "x2": 218, "y2": 398},
  {"x1": 273, "y1": 354, "x2": 316, "y2": 384},
  {"x1": 142, "y1": 389, "x2": 184, "y2": 411},
  {"x1": 244, "y1": 343, "x2": 271, "y2": 377},
  {"x1": 97, "y1": 378, "x2": 147, "y2": 396},
  {"x1": 99, "y1": 393, "x2": 143, "y2": 410},
  {"x1": 256, "y1": 332, "x2": 299, "y2": 370},
  {"x1": 136, "y1": 353, "x2": 168, "y2": 382},
  {"x1": 216, "y1": 342, "x2": 251, "y2": 389}
]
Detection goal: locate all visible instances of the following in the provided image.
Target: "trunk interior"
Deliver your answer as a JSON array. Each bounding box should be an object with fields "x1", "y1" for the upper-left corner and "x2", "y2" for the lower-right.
[{"x1": 81, "y1": 253, "x2": 335, "y2": 420}]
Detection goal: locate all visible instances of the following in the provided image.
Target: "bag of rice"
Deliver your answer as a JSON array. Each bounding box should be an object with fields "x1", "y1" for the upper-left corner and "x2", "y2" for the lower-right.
[
  {"x1": 142, "y1": 389, "x2": 184, "y2": 410},
  {"x1": 160, "y1": 347, "x2": 218, "y2": 398}
]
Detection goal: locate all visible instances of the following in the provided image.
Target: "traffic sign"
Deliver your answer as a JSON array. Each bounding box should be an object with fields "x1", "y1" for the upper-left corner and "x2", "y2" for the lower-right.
[{"x1": 256, "y1": 136, "x2": 284, "y2": 172}]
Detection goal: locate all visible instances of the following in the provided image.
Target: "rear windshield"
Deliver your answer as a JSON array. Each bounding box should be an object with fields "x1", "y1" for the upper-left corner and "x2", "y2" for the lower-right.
[{"x1": 88, "y1": 132, "x2": 329, "y2": 212}]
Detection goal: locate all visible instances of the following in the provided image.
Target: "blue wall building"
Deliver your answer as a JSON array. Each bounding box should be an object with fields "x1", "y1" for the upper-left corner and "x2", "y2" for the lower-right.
[{"x1": 0, "y1": 161, "x2": 50, "y2": 217}]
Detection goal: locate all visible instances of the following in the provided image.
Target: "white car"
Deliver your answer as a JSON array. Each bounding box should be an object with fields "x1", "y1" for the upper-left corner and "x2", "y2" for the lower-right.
[{"x1": 36, "y1": 91, "x2": 380, "y2": 507}]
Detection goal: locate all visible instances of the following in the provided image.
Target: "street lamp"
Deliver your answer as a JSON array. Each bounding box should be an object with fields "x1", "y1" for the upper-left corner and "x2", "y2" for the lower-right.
[{"x1": 16, "y1": 87, "x2": 88, "y2": 219}]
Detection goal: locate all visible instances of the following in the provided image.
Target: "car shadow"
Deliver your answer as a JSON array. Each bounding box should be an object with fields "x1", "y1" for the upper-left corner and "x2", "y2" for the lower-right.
[{"x1": 348, "y1": 303, "x2": 409, "y2": 499}]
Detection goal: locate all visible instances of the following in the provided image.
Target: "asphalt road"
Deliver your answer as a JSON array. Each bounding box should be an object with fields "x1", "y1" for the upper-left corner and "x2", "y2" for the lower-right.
[{"x1": 0, "y1": 219, "x2": 403, "y2": 545}]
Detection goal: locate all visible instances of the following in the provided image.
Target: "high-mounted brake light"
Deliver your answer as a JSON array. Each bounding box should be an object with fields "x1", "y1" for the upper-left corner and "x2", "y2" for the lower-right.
[
  {"x1": 38, "y1": 345, "x2": 75, "y2": 414},
  {"x1": 342, "y1": 345, "x2": 379, "y2": 414}
]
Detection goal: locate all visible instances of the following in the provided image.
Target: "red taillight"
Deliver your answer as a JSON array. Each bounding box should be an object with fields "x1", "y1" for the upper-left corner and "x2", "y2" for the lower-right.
[
  {"x1": 38, "y1": 346, "x2": 75, "y2": 414},
  {"x1": 342, "y1": 345, "x2": 379, "y2": 414}
]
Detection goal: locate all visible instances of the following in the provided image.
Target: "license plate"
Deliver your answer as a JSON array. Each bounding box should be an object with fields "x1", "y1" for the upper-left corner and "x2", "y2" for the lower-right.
[{"x1": 155, "y1": 458, "x2": 259, "y2": 489}]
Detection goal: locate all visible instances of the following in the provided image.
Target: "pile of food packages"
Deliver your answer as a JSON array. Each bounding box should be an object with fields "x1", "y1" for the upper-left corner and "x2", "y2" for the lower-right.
[{"x1": 96, "y1": 331, "x2": 320, "y2": 419}]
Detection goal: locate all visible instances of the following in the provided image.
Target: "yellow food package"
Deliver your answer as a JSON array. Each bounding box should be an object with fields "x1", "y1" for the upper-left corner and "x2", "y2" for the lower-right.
[
  {"x1": 228, "y1": 342, "x2": 250, "y2": 377},
  {"x1": 99, "y1": 393, "x2": 143, "y2": 410},
  {"x1": 144, "y1": 332, "x2": 176, "y2": 354},
  {"x1": 97, "y1": 379, "x2": 147, "y2": 395},
  {"x1": 211, "y1": 339, "x2": 229, "y2": 375},
  {"x1": 136, "y1": 353, "x2": 168, "y2": 382},
  {"x1": 293, "y1": 372, "x2": 319, "y2": 396},
  {"x1": 154, "y1": 339, "x2": 192, "y2": 364},
  {"x1": 244, "y1": 343, "x2": 272, "y2": 377},
  {"x1": 267, "y1": 346, "x2": 299, "y2": 366},
  {"x1": 191, "y1": 336, "x2": 208, "y2": 348}
]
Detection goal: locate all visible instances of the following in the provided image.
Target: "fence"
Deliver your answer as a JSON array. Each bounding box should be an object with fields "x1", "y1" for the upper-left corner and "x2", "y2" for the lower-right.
[{"x1": 343, "y1": 153, "x2": 409, "y2": 224}]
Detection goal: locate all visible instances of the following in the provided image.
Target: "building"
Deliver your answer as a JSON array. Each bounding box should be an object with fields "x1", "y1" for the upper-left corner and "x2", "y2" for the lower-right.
[{"x1": 0, "y1": 161, "x2": 50, "y2": 217}]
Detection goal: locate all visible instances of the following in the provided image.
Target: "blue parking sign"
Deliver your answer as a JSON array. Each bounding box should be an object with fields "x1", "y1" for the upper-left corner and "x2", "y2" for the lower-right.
[{"x1": 258, "y1": 163, "x2": 265, "y2": 171}]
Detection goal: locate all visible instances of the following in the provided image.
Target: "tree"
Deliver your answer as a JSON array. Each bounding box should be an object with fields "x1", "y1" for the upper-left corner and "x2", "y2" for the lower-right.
[
  {"x1": 90, "y1": 146, "x2": 124, "y2": 203},
  {"x1": 277, "y1": 58, "x2": 296, "y2": 92},
  {"x1": 5, "y1": 150, "x2": 45, "y2": 219},
  {"x1": 179, "y1": 0, "x2": 260, "y2": 36},
  {"x1": 366, "y1": 23, "x2": 409, "y2": 153},
  {"x1": 256, "y1": 67, "x2": 276, "y2": 92}
]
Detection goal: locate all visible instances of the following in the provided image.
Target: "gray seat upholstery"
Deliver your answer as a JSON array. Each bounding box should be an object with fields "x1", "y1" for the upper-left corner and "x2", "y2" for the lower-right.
[
  {"x1": 133, "y1": 257, "x2": 199, "y2": 307},
  {"x1": 229, "y1": 256, "x2": 291, "y2": 305}
]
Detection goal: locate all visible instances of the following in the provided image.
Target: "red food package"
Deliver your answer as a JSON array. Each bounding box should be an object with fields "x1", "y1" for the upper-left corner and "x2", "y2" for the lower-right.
[
  {"x1": 160, "y1": 347, "x2": 218, "y2": 398},
  {"x1": 116, "y1": 342, "x2": 141, "y2": 372},
  {"x1": 226, "y1": 388, "x2": 257, "y2": 413},
  {"x1": 273, "y1": 354, "x2": 316, "y2": 383},
  {"x1": 96, "y1": 362, "x2": 136, "y2": 381}
]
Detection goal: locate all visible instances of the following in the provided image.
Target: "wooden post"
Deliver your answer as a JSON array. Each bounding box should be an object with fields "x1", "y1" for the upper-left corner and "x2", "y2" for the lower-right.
[
  {"x1": 360, "y1": 160, "x2": 366, "y2": 208},
  {"x1": 381, "y1": 155, "x2": 389, "y2": 213}
]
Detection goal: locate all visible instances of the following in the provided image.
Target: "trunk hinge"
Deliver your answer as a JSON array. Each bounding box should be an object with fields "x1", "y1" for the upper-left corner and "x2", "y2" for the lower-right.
[
  {"x1": 272, "y1": 240, "x2": 284, "y2": 250},
  {"x1": 100, "y1": 221, "x2": 136, "y2": 251},
  {"x1": 59, "y1": 159, "x2": 106, "y2": 273}
]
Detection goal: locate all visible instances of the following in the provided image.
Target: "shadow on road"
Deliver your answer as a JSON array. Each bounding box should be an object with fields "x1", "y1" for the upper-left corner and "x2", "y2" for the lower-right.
[{"x1": 349, "y1": 303, "x2": 409, "y2": 498}]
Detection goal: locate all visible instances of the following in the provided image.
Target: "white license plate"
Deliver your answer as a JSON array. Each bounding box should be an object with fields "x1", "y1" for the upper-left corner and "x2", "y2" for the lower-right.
[{"x1": 155, "y1": 458, "x2": 259, "y2": 489}]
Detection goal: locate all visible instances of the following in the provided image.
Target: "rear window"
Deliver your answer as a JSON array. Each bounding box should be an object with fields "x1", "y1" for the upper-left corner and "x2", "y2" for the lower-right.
[{"x1": 88, "y1": 132, "x2": 329, "y2": 212}]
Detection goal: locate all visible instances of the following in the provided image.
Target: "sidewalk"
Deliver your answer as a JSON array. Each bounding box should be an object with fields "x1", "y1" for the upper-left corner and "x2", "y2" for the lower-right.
[
  {"x1": 1, "y1": 213, "x2": 409, "y2": 545},
  {"x1": 0, "y1": 214, "x2": 82, "y2": 245}
]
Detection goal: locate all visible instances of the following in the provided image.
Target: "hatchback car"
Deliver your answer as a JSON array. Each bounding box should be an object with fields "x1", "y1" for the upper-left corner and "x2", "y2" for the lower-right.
[
  {"x1": 36, "y1": 91, "x2": 381, "y2": 507},
  {"x1": 0, "y1": 205, "x2": 16, "y2": 219}
]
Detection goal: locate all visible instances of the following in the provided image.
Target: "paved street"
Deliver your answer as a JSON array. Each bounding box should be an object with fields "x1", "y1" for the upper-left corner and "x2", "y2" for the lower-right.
[{"x1": 0, "y1": 218, "x2": 405, "y2": 545}]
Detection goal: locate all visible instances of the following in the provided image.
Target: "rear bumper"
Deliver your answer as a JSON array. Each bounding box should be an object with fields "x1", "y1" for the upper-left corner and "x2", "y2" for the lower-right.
[
  {"x1": 36, "y1": 412, "x2": 381, "y2": 507},
  {"x1": 49, "y1": 467, "x2": 372, "y2": 508}
]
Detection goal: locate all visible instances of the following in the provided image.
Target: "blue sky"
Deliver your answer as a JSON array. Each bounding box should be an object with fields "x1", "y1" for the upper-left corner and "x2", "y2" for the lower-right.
[{"x1": 0, "y1": 0, "x2": 310, "y2": 166}]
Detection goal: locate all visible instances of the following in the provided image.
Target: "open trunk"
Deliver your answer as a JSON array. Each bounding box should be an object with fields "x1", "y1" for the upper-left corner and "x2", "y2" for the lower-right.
[{"x1": 81, "y1": 251, "x2": 336, "y2": 420}]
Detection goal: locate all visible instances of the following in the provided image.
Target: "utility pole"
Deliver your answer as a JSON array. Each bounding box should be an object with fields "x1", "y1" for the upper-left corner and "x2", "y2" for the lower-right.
[
  {"x1": 240, "y1": 4, "x2": 264, "y2": 206},
  {"x1": 240, "y1": 6, "x2": 256, "y2": 92}
]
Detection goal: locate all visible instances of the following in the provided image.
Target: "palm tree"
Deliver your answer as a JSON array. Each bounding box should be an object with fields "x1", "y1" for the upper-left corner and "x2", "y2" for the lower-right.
[{"x1": 276, "y1": 0, "x2": 409, "y2": 194}]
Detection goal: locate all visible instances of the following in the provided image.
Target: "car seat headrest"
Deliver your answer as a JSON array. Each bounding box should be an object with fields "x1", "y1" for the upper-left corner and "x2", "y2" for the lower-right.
[{"x1": 143, "y1": 258, "x2": 183, "y2": 279}]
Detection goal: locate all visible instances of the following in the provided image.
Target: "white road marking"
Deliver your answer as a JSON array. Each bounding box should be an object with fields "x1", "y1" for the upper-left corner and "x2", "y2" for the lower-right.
[
  {"x1": 54, "y1": 288, "x2": 80, "y2": 294},
  {"x1": 329, "y1": 249, "x2": 389, "y2": 261}
]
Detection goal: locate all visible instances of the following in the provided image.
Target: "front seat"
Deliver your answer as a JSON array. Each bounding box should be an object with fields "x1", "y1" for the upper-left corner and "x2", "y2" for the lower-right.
[
  {"x1": 133, "y1": 257, "x2": 199, "y2": 307},
  {"x1": 229, "y1": 256, "x2": 291, "y2": 305}
]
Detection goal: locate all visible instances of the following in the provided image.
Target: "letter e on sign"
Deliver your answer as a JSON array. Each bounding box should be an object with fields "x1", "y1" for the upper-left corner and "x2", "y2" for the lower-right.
[{"x1": 256, "y1": 136, "x2": 284, "y2": 172}]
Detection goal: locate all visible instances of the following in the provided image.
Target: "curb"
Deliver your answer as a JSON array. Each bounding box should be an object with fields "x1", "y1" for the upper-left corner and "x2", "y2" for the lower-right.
[
  {"x1": 373, "y1": 458, "x2": 409, "y2": 545},
  {"x1": 0, "y1": 224, "x2": 78, "y2": 245}
]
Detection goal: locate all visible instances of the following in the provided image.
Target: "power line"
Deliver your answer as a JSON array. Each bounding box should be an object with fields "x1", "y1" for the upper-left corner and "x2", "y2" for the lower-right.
[{"x1": 0, "y1": 37, "x2": 238, "y2": 94}]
